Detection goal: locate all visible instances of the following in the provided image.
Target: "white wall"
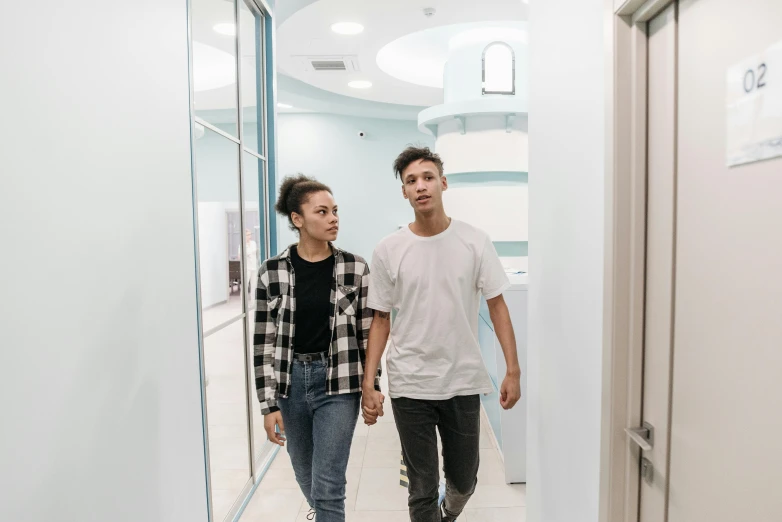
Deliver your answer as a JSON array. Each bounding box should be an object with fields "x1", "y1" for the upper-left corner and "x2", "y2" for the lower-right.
[
  {"x1": 198, "y1": 203, "x2": 230, "y2": 309},
  {"x1": 0, "y1": 2, "x2": 208, "y2": 521},
  {"x1": 527, "y1": 1, "x2": 610, "y2": 521},
  {"x1": 443, "y1": 184, "x2": 528, "y2": 242},
  {"x1": 276, "y1": 113, "x2": 434, "y2": 260},
  {"x1": 436, "y1": 115, "x2": 529, "y2": 174}
]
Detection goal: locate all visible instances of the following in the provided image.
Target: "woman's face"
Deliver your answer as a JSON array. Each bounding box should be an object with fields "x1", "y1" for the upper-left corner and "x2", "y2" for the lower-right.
[{"x1": 292, "y1": 190, "x2": 339, "y2": 242}]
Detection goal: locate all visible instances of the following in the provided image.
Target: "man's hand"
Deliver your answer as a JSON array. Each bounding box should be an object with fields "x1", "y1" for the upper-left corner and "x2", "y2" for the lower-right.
[
  {"x1": 487, "y1": 294, "x2": 521, "y2": 410},
  {"x1": 499, "y1": 372, "x2": 521, "y2": 410},
  {"x1": 361, "y1": 387, "x2": 385, "y2": 425},
  {"x1": 362, "y1": 308, "x2": 390, "y2": 425},
  {"x1": 264, "y1": 411, "x2": 286, "y2": 446}
]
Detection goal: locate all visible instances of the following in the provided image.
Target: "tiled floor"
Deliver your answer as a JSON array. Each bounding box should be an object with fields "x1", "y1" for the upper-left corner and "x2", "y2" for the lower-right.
[
  {"x1": 202, "y1": 294, "x2": 244, "y2": 333},
  {"x1": 240, "y1": 364, "x2": 526, "y2": 522}
]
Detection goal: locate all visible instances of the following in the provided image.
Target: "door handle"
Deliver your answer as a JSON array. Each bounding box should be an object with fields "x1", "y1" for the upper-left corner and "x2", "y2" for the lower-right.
[{"x1": 625, "y1": 422, "x2": 654, "y2": 451}]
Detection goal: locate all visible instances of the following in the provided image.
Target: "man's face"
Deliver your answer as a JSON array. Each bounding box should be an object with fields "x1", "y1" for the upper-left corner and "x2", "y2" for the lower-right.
[{"x1": 401, "y1": 159, "x2": 447, "y2": 214}]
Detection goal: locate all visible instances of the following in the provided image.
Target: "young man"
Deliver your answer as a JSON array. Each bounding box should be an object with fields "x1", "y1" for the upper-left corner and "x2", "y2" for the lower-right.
[{"x1": 361, "y1": 146, "x2": 521, "y2": 522}]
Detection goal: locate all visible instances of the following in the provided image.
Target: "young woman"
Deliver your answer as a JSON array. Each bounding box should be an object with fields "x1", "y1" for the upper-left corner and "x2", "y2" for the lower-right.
[{"x1": 254, "y1": 174, "x2": 382, "y2": 522}]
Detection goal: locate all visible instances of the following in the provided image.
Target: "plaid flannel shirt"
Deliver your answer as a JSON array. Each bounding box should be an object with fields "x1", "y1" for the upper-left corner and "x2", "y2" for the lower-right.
[{"x1": 254, "y1": 244, "x2": 381, "y2": 415}]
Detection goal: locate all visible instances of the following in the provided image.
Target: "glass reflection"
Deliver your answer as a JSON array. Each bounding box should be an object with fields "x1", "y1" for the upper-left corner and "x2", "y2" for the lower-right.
[
  {"x1": 240, "y1": 0, "x2": 264, "y2": 154},
  {"x1": 203, "y1": 321, "x2": 252, "y2": 521},
  {"x1": 192, "y1": 0, "x2": 239, "y2": 131},
  {"x1": 195, "y1": 123, "x2": 251, "y2": 521},
  {"x1": 194, "y1": 126, "x2": 243, "y2": 332},
  {"x1": 242, "y1": 151, "x2": 266, "y2": 460}
]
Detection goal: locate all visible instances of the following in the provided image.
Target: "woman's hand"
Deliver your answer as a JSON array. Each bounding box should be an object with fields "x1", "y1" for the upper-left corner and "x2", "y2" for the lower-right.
[
  {"x1": 361, "y1": 387, "x2": 385, "y2": 425},
  {"x1": 264, "y1": 411, "x2": 286, "y2": 446}
]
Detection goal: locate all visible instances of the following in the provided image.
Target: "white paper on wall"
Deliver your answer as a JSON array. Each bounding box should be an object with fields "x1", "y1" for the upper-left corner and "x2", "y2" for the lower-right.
[{"x1": 726, "y1": 40, "x2": 782, "y2": 167}]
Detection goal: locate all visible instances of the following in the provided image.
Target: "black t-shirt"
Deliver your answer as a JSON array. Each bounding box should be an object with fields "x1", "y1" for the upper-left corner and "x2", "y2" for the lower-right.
[{"x1": 290, "y1": 246, "x2": 335, "y2": 355}]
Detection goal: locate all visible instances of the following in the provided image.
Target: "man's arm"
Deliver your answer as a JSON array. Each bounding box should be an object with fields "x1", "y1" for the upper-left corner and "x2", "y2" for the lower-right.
[
  {"x1": 361, "y1": 310, "x2": 391, "y2": 424},
  {"x1": 363, "y1": 310, "x2": 390, "y2": 388},
  {"x1": 363, "y1": 243, "x2": 393, "y2": 424},
  {"x1": 357, "y1": 262, "x2": 381, "y2": 389},
  {"x1": 486, "y1": 294, "x2": 521, "y2": 410}
]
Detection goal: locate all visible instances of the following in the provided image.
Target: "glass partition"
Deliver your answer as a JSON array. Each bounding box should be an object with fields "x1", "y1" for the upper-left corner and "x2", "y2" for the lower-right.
[
  {"x1": 189, "y1": 0, "x2": 273, "y2": 519},
  {"x1": 192, "y1": 0, "x2": 239, "y2": 131},
  {"x1": 241, "y1": 151, "x2": 267, "y2": 461},
  {"x1": 239, "y1": 0, "x2": 265, "y2": 155},
  {"x1": 195, "y1": 128, "x2": 243, "y2": 332},
  {"x1": 203, "y1": 321, "x2": 252, "y2": 521}
]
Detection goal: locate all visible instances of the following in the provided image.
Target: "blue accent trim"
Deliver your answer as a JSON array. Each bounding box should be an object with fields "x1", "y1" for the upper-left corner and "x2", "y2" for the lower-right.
[
  {"x1": 494, "y1": 241, "x2": 528, "y2": 257},
  {"x1": 264, "y1": 14, "x2": 278, "y2": 255},
  {"x1": 231, "y1": 445, "x2": 282, "y2": 522},
  {"x1": 446, "y1": 171, "x2": 528, "y2": 186}
]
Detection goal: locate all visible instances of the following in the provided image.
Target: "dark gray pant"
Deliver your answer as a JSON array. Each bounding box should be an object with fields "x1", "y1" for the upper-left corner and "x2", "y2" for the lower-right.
[{"x1": 392, "y1": 395, "x2": 481, "y2": 522}]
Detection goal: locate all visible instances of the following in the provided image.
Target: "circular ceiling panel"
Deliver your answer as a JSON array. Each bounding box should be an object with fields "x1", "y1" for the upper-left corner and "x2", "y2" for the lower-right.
[
  {"x1": 376, "y1": 22, "x2": 525, "y2": 90},
  {"x1": 276, "y1": 0, "x2": 527, "y2": 107}
]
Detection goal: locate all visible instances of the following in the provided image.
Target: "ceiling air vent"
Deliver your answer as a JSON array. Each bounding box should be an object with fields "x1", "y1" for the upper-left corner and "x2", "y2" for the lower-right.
[
  {"x1": 297, "y1": 55, "x2": 360, "y2": 73},
  {"x1": 311, "y1": 60, "x2": 347, "y2": 71}
]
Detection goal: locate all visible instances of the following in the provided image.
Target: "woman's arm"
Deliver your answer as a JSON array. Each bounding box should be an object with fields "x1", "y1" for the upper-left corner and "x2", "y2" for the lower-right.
[{"x1": 253, "y1": 265, "x2": 279, "y2": 415}]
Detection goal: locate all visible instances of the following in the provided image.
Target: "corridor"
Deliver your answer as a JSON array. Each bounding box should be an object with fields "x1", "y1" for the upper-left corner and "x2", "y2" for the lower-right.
[{"x1": 240, "y1": 362, "x2": 526, "y2": 521}]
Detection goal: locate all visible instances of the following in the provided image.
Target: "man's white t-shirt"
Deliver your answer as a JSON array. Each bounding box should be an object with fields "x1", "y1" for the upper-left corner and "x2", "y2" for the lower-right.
[{"x1": 367, "y1": 219, "x2": 511, "y2": 400}]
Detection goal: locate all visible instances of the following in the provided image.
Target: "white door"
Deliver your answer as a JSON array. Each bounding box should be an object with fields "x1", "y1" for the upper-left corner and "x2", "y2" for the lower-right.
[{"x1": 636, "y1": 0, "x2": 782, "y2": 520}]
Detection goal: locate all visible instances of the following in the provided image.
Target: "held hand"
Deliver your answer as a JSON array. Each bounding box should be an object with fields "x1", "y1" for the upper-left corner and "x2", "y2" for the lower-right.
[
  {"x1": 499, "y1": 372, "x2": 521, "y2": 410},
  {"x1": 264, "y1": 411, "x2": 286, "y2": 446},
  {"x1": 361, "y1": 387, "x2": 385, "y2": 425}
]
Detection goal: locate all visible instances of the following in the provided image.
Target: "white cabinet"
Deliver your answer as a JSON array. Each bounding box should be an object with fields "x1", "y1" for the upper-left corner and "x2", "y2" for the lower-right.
[{"x1": 478, "y1": 280, "x2": 527, "y2": 483}]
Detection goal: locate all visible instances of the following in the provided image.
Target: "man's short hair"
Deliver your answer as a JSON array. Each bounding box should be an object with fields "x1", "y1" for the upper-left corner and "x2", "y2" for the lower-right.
[{"x1": 393, "y1": 146, "x2": 445, "y2": 179}]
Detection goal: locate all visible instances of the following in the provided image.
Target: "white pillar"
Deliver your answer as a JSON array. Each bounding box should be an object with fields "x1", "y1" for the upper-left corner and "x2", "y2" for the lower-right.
[{"x1": 418, "y1": 25, "x2": 529, "y2": 266}]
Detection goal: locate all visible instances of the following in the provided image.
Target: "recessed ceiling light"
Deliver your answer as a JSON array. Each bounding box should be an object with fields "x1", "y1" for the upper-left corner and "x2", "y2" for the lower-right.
[
  {"x1": 277, "y1": 103, "x2": 293, "y2": 109},
  {"x1": 348, "y1": 80, "x2": 372, "y2": 89},
  {"x1": 331, "y1": 22, "x2": 364, "y2": 35},
  {"x1": 213, "y1": 23, "x2": 236, "y2": 36}
]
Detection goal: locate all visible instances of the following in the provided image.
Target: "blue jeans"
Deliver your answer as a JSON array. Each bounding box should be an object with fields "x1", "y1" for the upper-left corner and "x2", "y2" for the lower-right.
[{"x1": 277, "y1": 359, "x2": 360, "y2": 522}]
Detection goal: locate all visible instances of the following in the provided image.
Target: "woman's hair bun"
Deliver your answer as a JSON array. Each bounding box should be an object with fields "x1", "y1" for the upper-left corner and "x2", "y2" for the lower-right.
[{"x1": 275, "y1": 174, "x2": 333, "y2": 232}]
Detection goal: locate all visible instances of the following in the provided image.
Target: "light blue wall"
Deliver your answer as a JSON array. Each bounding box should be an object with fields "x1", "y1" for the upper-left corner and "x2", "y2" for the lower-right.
[{"x1": 275, "y1": 113, "x2": 434, "y2": 261}]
